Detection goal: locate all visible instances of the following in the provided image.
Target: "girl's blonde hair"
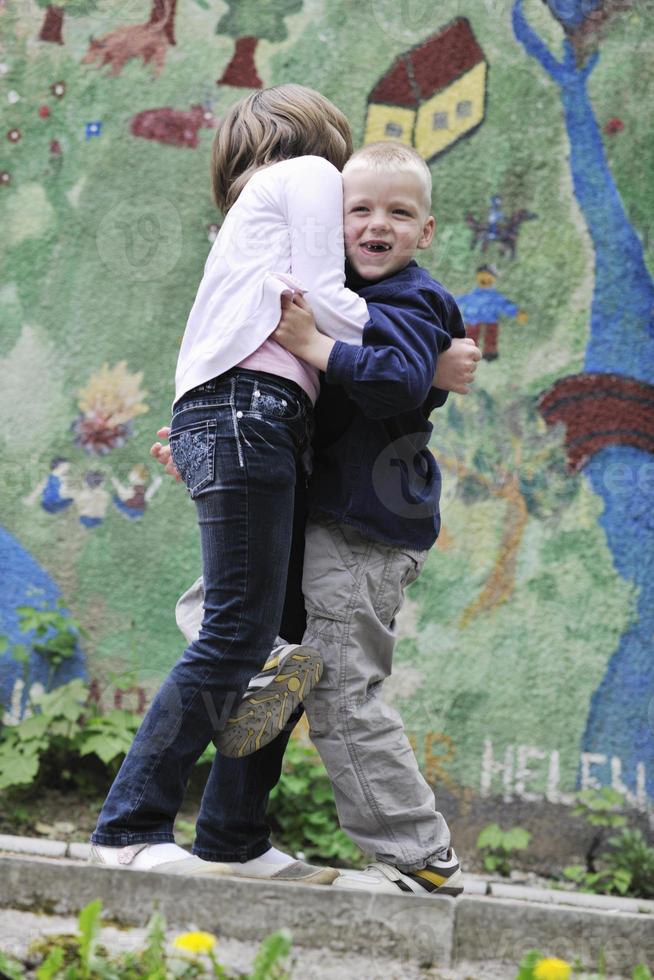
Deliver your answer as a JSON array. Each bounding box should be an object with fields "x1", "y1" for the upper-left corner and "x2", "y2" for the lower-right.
[{"x1": 211, "y1": 84, "x2": 353, "y2": 213}]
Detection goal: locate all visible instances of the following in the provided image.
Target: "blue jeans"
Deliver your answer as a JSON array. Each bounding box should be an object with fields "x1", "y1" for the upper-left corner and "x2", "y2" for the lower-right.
[{"x1": 92, "y1": 369, "x2": 312, "y2": 859}]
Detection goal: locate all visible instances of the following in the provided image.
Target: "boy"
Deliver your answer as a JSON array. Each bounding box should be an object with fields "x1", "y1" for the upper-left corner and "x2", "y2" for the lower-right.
[{"x1": 169, "y1": 142, "x2": 478, "y2": 895}]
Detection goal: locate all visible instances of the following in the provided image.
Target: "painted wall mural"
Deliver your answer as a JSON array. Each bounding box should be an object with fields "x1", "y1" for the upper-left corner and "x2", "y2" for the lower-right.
[
  {"x1": 0, "y1": 527, "x2": 86, "y2": 723},
  {"x1": 1, "y1": 0, "x2": 652, "y2": 829},
  {"x1": 513, "y1": 0, "x2": 654, "y2": 803},
  {"x1": 456, "y1": 264, "x2": 529, "y2": 360},
  {"x1": 81, "y1": 0, "x2": 178, "y2": 78},
  {"x1": 216, "y1": 0, "x2": 302, "y2": 89},
  {"x1": 363, "y1": 18, "x2": 488, "y2": 161}
]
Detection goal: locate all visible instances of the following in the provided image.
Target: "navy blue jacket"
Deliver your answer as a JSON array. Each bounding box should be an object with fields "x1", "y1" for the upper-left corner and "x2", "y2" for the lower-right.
[{"x1": 308, "y1": 261, "x2": 465, "y2": 551}]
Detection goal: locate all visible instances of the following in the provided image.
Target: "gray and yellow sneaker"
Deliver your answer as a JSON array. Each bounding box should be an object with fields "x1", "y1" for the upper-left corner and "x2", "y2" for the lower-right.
[
  {"x1": 215, "y1": 643, "x2": 323, "y2": 758},
  {"x1": 334, "y1": 849, "x2": 464, "y2": 897}
]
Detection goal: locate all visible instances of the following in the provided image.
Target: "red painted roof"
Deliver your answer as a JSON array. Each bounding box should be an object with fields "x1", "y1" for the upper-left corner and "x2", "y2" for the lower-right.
[{"x1": 369, "y1": 18, "x2": 485, "y2": 108}]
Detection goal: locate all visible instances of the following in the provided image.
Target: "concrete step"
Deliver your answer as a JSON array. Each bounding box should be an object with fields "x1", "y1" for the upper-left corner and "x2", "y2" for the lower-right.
[{"x1": 0, "y1": 838, "x2": 652, "y2": 976}]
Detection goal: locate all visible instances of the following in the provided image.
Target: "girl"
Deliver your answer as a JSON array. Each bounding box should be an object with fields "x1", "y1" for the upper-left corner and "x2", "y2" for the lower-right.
[{"x1": 90, "y1": 85, "x2": 375, "y2": 881}]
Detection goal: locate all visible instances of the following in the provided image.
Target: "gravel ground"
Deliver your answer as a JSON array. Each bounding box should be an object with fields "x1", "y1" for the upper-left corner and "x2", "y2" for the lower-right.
[
  {"x1": 0, "y1": 908, "x2": 520, "y2": 979},
  {"x1": 1, "y1": 877, "x2": 647, "y2": 978}
]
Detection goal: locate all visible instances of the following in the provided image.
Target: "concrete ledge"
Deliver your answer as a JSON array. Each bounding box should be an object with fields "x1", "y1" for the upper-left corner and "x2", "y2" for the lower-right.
[
  {"x1": 488, "y1": 880, "x2": 654, "y2": 915},
  {"x1": 0, "y1": 855, "x2": 454, "y2": 968},
  {"x1": 2, "y1": 838, "x2": 650, "y2": 914},
  {"x1": 1, "y1": 844, "x2": 653, "y2": 975},
  {"x1": 0, "y1": 835, "x2": 67, "y2": 858},
  {"x1": 455, "y1": 895, "x2": 654, "y2": 976},
  {"x1": 0, "y1": 835, "x2": 92, "y2": 863}
]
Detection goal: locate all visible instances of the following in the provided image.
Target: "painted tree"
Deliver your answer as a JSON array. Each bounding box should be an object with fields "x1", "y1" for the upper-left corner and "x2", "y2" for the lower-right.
[
  {"x1": 543, "y1": 0, "x2": 633, "y2": 62},
  {"x1": 2, "y1": 20, "x2": 80, "y2": 225},
  {"x1": 147, "y1": 0, "x2": 177, "y2": 46},
  {"x1": 215, "y1": 0, "x2": 303, "y2": 89},
  {"x1": 36, "y1": 1, "x2": 99, "y2": 45},
  {"x1": 513, "y1": 0, "x2": 654, "y2": 803},
  {"x1": 441, "y1": 391, "x2": 580, "y2": 628}
]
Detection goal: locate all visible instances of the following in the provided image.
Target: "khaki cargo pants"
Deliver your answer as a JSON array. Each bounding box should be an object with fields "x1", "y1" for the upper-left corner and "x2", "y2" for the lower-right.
[{"x1": 300, "y1": 517, "x2": 450, "y2": 870}]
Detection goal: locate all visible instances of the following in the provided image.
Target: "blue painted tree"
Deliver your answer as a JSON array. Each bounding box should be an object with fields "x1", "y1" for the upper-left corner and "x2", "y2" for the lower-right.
[{"x1": 513, "y1": 0, "x2": 654, "y2": 805}]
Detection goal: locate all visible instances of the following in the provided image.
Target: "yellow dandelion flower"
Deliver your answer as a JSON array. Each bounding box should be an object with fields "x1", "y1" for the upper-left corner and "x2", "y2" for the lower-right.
[
  {"x1": 533, "y1": 956, "x2": 572, "y2": 980},
  {"x1": 173, "y1": 930, "x2": 217, "y2": 955}
]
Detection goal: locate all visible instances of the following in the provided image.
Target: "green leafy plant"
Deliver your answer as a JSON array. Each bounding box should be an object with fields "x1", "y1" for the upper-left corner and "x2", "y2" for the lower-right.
[
  {"x1": 572, "y1": 786, "x2": 628, "y2": 829},
  {"x1": 268, "y1": 739, "x2": 363, "y2": 867},
  {"x1": 247, "y1": 930, "x2": 292, "y2": 980},
  {"x1": 0, "y1": 900, "x2": 293, "y2": 978},
  {"x1": 476, "y1": 822, "x2": 532, "y2": 877},
  {"x1": 1, "y1": 600, "x2": 87, "y2": 694},
  {"x1": 605, "y1": 828, "x2": 654, "y2": 899},
  {"x1": 0, "y1": 679, "x2": 86, "y2": 790},
  {"x1": 564, "y1": 826, "x2": 654, "y2": 899},
  {"x1": 563, "y1": 788, "x2": 654, "y2": 898},
  {"x1": 562, "y1": 862, "x2": 632, "y2": 897},
  {"x1": 0, "y1": 678, "x2": 141, "y2": 792},
  {"x1": 0, "y1": 949, "x2": 24, "y2": 980},
  {"x1": 571, "y1": 786, "x2": 627, "y2": 868}
]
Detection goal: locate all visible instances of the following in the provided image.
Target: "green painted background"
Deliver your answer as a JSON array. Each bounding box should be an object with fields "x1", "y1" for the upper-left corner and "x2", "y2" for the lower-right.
[{"x1": 1, "y1": 0, "x2": 652, "y2": 817}]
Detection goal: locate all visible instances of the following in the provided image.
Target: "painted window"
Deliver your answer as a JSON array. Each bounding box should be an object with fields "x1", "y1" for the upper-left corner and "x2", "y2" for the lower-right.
[
  {"x1": 457, "y1": 100, "x2": 473, "y2": 118},
  {"x1": 432, "y1": 111, "x2": 448, "y2": 130},
  {"x1": 385, "y1": 121, "x2": 403, "y2": 138}
]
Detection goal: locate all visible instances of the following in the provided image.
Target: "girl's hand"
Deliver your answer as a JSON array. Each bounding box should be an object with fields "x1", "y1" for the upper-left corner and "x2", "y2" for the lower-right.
[
  {"x1": 433, "y1": 337, "x2": 481, "y2": 394},
  {"x1": 272, "y1": 293, "x2": 335, "y2": 371},
  {"x1": 150, "y1": 426, "x2": 182, "y2": 481}
]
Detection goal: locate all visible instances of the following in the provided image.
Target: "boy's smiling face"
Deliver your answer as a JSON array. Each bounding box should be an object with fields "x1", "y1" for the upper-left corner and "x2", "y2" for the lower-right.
[{"x1": 343, "y1": 166, "x2": 435, "y2": 282}]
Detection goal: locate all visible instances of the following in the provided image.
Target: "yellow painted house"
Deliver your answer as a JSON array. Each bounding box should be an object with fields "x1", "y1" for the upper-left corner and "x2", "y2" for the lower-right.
[{"x1": 364, "y1": 18, "x2": 488, "y2": 162}]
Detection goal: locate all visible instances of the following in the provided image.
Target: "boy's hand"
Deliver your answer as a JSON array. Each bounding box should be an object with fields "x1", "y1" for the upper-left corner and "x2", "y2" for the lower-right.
[
  {"x1": 433, "y1": 337, "x2": 481, "y2": 394},
  {"x1": 272, "y1": 293, "x2": 335, "y2": 371},
  {"x1": 150, "y1": 426, "x2": 181, "y2": 481}
]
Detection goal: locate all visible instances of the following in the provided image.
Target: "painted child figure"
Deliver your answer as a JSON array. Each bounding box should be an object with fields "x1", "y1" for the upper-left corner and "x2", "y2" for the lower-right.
[
  {"x1": 111, "y1": 465, "x2": 162, "y2": 520},
  {"x1": 456, "y1": 264, "x2": 528, "y2": 360},
  {"x1": 174, "y1": 142, "x2": 479, "y2": 896},
  {"x1": 25, "y1": 457, "x2": 74, "y2": 514},
  {"x1": 76, "y1": 471, "x2": 110, "y2": 529}
]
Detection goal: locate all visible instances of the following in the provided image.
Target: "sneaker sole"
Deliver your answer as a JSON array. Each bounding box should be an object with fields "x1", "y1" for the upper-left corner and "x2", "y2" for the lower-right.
[
  {"x1": 170, "y1": 861, "x2": 339, "y2": 885},
  {"x1": 215, "y1": 646, "x2": 323, "y2": 758},
  {"x1": 232, "y1": 865, "x2": 339, "y2": 885}
]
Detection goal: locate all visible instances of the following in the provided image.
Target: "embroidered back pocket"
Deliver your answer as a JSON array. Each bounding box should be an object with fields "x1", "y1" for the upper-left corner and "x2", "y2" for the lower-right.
[
  {"x1": 248, "y1": 383, "x2": 302, "y2": 421},
  {"x1": 169, "y1": 420, "x2": 217, "y2": 498}
]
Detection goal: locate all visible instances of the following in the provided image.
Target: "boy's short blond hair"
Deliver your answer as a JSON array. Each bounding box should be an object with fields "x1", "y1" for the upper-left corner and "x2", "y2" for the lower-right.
[{"x1": 343, "y1": 142, "x2": 432, "y2": 213}]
